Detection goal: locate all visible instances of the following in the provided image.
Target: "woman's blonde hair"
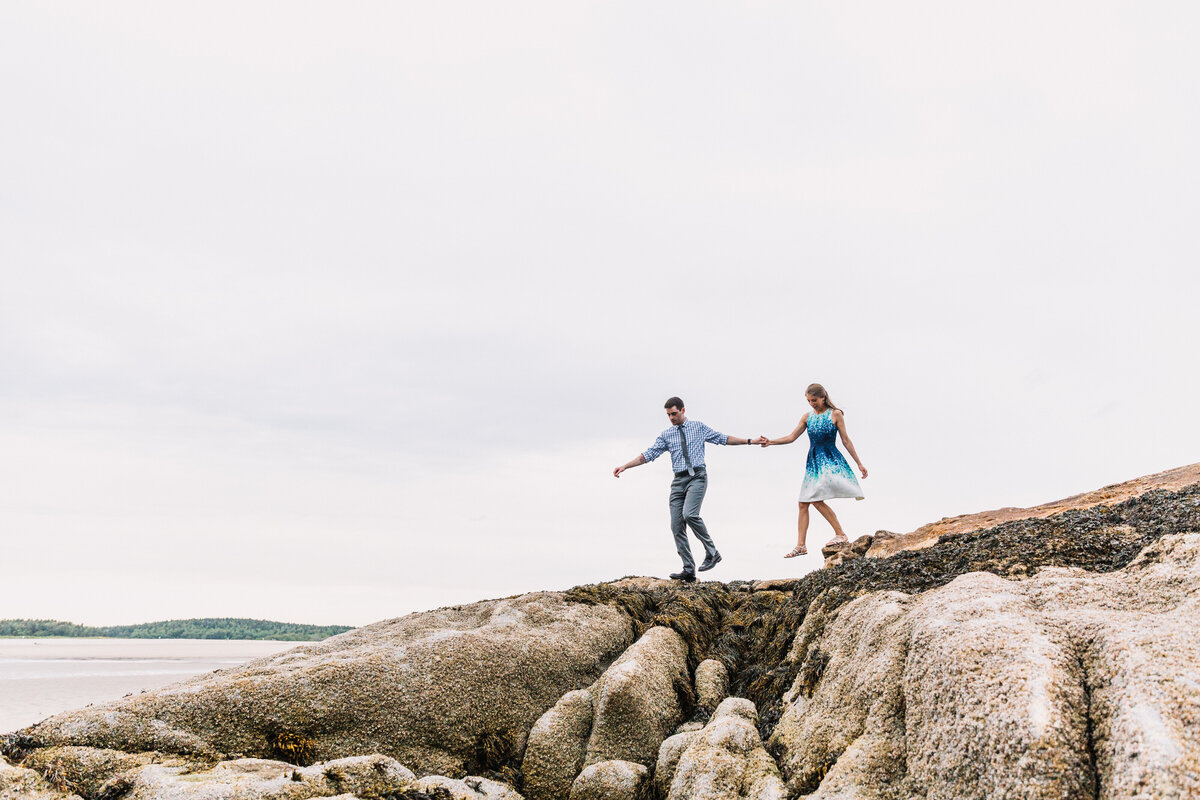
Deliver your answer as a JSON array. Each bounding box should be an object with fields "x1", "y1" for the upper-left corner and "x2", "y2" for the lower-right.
[{"x1": 806, "y1": 383, "x2": 841, "y2": 413}]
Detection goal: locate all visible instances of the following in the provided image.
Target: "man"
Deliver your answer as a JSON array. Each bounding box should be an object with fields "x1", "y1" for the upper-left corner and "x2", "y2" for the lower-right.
[{"x1": 613, "y1": 397, "x2": 759, "y2": 582}]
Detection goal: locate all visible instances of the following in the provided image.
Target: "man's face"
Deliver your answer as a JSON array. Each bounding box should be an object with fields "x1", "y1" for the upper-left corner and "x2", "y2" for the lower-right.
[{"x1": 666, "y1": 406, "x2": 685, "y2": 425}]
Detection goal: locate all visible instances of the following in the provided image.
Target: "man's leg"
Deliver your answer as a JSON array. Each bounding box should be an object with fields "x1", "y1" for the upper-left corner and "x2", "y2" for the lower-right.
[
  {"x1": 682, "y1": 473, "x2": 718, "y2": 559},
  {"x1": 669, "y1": 476, "x2": 696, "y2": 573}
]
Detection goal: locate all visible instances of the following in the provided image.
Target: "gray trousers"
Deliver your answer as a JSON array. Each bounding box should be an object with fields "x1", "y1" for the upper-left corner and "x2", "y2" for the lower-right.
[{"x1": 669, "y1": 470, "x2": 718, "y2": 573}]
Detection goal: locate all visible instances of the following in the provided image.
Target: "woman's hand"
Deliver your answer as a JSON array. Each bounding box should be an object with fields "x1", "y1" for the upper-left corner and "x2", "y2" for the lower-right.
[
  {"x1": 757, "y1": 435, "x2": 771, "y2": 447},
  {"x1": 859, "y1": 465, "x2": 868, "y2": 479}
]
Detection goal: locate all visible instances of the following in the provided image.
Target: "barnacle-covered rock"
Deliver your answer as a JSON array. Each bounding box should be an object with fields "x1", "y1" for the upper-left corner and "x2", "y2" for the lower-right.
[
  {"x1": 20, "y1": 747, "x2": 188, "y2": 798},
  {"x1": 652, "y1": 731, "x2": 699, "y2": 799},
  {"x1": 22, "y1": 593, "x2": 633, "y2": 777},
  {"x1": 410, "y1": 773, "x2": 525, "y2": 799},
  {"x1": 693, "y1": 659, "x2": 729, "y2": 714},
  {"x1": 567, "y1": 760, "x2": 648, "y2": 800},
  {"x1": 666, "y1": 699, "x2": 784, "y2": 800},
  {"x1": 582, "y1": 626, "x2": 689, "y2": 768},
  {"x1": 522, "y1": 689, "x2": 593, "y2": 800},
  {"x1": 117, "y1": 754, "x2": 414, "y2": 799},
  {"x1": 772, "y1": 534, "x2": 1200, "y2": 799},
  {"x1": 0, "y1": 755, "x2": 83, "y2": 800}
]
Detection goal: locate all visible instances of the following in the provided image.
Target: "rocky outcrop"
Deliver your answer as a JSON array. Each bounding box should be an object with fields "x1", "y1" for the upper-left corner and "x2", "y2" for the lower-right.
[
  {"x1": 5, "y1": 468, "x2": 1199, "y2": 800},
  {"x1": 773, "y1": 533, "x2": 1200, "y2": 799},
  {"x1": 17, "y1": 592, "x2": 633, "y2": 778}
]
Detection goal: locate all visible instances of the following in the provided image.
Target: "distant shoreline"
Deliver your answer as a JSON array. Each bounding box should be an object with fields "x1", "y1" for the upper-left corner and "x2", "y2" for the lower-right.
[{"x1": 0, "y1": 618, "x2": 352, "y2": 642}]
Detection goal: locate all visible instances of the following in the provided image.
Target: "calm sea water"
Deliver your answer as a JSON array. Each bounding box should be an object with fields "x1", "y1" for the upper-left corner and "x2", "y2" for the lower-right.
[{"x1": 0, "y1": 638, "x2": 299, "y2": 734}]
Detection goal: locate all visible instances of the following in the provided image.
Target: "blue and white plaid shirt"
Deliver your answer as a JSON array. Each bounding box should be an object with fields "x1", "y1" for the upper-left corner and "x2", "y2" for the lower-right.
[{"x1": 643, "y1": 420, "x2": 729, "y2": 473}]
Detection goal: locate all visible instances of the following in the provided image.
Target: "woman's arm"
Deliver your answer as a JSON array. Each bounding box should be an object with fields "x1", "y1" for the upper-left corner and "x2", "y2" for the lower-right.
[
  {"x1": 760, "y1": 415, "x2": 808, "y2": 447},
  {"x1": 832, "y1": 410, "x2": 868, "y2": 478}
]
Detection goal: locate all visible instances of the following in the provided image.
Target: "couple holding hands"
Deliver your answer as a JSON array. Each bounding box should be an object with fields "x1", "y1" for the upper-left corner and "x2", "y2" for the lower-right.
[{"x1": 613, "y1": 384, "x2": 867, "y2": 581}]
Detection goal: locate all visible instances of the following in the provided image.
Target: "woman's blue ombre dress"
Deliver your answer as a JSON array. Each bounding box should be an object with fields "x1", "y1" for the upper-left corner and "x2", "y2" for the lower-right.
[{"x1": 798, "y1": 409, "x2": 864, "y2": 502}]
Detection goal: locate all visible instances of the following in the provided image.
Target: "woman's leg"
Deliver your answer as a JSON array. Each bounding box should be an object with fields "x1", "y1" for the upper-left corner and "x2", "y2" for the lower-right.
[
  {"x1": 796, "y1": 502, "x2": 810, "y2": 548},
  {"x1": 813, "y1": 501, "x2": 847, "y2": 543}
]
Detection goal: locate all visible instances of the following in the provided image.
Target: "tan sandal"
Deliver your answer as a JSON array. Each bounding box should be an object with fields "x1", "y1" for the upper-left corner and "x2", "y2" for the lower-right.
[
  {"x1": 824, "y1": 536, "x2": 849, "y2": 547},
  {"x1": 784, "y1": 546, "x2": 807, "y2": 558}
]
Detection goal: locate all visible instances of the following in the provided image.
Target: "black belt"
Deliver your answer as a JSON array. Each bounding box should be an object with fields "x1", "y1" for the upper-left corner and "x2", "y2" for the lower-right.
[{"x1": 674, "y1": 466, "x2": 706, "y2": 477}]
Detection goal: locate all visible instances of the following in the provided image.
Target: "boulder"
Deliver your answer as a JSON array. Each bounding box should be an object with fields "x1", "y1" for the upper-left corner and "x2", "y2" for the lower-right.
[
  {"x1": 665, "y1": 699, "x2": 785, "y2": 800},
  {"x1": 120, "y1": 755, "x2": 413, "y2": 800},
  {"x1": 567, "y1": 760, "x2": 649, "y2": 800},
  {"x1": 693, "y1": 659, "x2": 729, "y2": 714},
  {"x1": 522, "y1": 689, "x2": 594, "y2": 800},
  {"x1": 652, "y1": 732, "x2": 699, "y2": 799},
  {"x1": 23, "y1": 593, "x2": 634, "y2": 777},
  {"x1": 771, "y1": 533, "x2": 1200, "y2": 799},
  {"x1": 411, "y1": 774, "x2": 525, "y2": 799},
  {"x1": 583, "y1": 626, "x2": 689, "y2": 768}
]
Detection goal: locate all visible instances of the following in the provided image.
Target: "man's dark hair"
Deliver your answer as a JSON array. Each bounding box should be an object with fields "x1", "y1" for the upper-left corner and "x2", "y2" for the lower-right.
[{"x1": 664, "y1": 396, "x2": 684, "y2": 410}]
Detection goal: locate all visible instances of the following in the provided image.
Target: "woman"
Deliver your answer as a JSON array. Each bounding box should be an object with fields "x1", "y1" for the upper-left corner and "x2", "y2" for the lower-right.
[{"x1": 759, "y1": 384, "x2": 867, "y2": 557}]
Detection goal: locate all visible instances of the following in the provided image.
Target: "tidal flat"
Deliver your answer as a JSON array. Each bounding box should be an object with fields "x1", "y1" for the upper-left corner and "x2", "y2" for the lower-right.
[{"x1": 0, "y1": 638, "x2": 297, "y2": 733}]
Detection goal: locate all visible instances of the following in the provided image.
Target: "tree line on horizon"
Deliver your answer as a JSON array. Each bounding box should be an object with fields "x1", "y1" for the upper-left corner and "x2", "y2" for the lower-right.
[{"x1": 0, "y1": 617, "x2": 352, "y2": 641}]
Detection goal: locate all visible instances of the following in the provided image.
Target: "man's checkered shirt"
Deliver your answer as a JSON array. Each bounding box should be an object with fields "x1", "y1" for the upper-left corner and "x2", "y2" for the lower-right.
[{"x1": 642, "y1": 420, "x2": 729, "y2": 473}]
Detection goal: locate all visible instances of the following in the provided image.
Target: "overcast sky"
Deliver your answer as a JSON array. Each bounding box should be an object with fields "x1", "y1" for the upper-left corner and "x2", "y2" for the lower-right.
[{"x1": 2, "y1": 2, "x2": 1197, "y2": 626}]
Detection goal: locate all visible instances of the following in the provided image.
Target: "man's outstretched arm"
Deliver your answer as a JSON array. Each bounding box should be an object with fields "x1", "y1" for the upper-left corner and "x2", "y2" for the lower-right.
[
  {"x1": 613, "y1": 454, "x2": 647, "y2": 478},
  {"x1": 700, "y1": 424, "x2": 756, "y2": 446},
  {"x1": 617, "y1": 434, "x2": 667, "y2": 477}
]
